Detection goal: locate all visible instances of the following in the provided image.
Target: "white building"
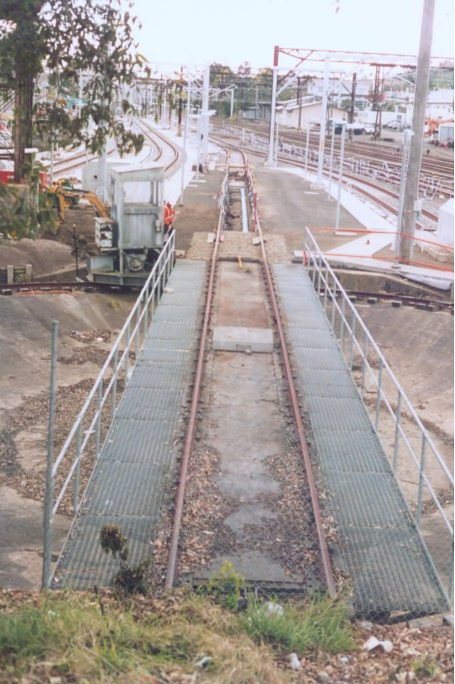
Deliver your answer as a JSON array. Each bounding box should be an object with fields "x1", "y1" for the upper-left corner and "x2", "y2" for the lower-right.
[
  {"x1": 275, "y1": 98, "x2": 346, "y2": 129},
  {"x1": 426, "y1": 89, "x2": 454, "y2": 120}
]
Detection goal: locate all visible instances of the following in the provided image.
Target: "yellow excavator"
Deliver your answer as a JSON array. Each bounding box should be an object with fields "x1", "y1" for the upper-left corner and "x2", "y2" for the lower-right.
[{"x1": 46, "y1": 179, "x2": 110, "y2": 221}]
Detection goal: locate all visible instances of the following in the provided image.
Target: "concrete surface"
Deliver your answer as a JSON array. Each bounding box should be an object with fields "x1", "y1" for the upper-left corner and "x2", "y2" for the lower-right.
[
  {"x1": 212, "y1": 326, "x2": 273, "y2": 353},
  {"x1": 192, "y1": 260, "x2": 307, "y2": 585}
]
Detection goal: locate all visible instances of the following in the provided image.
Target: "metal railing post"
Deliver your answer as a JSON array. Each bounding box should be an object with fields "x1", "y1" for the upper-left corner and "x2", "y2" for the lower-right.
[
  {"x1": 331, "y1": 274, "x2": 337, "y2": 329},
  {"x1": 323, "y1": 266, "x2": 328, "y2": 311},
  {"x1": 112, "y1": 348, "x2": 119, "y2": 418},
  {"x1": 134, "y1": 307, "x2": 140, "y2": 359},
  {"x1": 143, "y1": 287, "x2": 149, "y2": 335},
  {"x1": 96, "y1": 381, "x2": 103, "y2": 458},
  {"x1": 392, "y1": 391, "x2": 402, "y2": 472},
  {"x1": 416, "y1": 435, "x2": 427, "y2": 529},
  {"x1": 349, "y1": 312, "x2": 357, "y2": 370},
  {"x1": 316, "y1": 257, "x2": 322, "y2": 295},
  {"x1": 42, "y1": 320, "x2": 59, "y2": 590},
  {"x1": 360, "y1": 330, "x2": 368, "y2": 396},
  {"x1": 125, "y1": 321, "x2": 131, "y2": 377},
  {"x1": 340, "y1": 296, "x2": 346, "y2": 353},
  {"x1": 375, "y1": 358, "x2": 383, "y2": 430},
  {"x1": 312, "y1": 256, "x2": 317, "y2": 286},
  {"x1": 73, "y1": 425, "x2": 82, "y2": 513}
]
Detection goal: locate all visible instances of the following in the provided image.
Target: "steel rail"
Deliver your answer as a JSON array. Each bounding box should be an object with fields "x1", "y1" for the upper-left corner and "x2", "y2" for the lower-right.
[
  {"x1": 210, "y1": 132, "x2": 441, "y2": 226},
  {"x1": 250, "y1": 176, "x2": 338, "y2": 599},
  {"x1": 135, "y1": 119, "x2": 180, "y2": 173},
  {"x1": 165, "y1": 143, "x2": 337, "y2": 597},
  {"x1": 164, "y1": 154, "x2": 228, "y2": 590},
  {"x1": 4, "y1": 279, "x2": 451, "y2": 312},
  {"x1": 344, "y1": 289, "x2": 453, "y2": 310}
]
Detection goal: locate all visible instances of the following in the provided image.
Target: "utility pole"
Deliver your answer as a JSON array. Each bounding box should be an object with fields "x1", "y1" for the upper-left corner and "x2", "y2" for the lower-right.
[
  {"x1": 200, "y1": 64, "x2": 210, "y2": 167},
  {"x1": 177, "y1": 66, "x2": 183, "y2": 137},
  {"x1": 297, "y1": 76, "x2": 302, "y2": 129},
  {"x1": 348, "y1": 72, "x2": 357, "y2": 141},
  {"x1": 399, "y1": 0, "x2": 435, "y2": 263},
  {"x1": 317, "y1": 63, "x2": 329, "y2": 185},
  {"x1": 349, "y1": 72, "x2": 357, "y2": 124},
  {"x1": 267, "y1": 45, "x2": 279, "y2": 166}
]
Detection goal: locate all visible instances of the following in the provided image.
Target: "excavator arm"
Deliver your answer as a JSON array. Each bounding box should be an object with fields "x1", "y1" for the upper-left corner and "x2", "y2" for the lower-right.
[{"x1": 46, "y1": 182, "x2": 110, "y2": 221}]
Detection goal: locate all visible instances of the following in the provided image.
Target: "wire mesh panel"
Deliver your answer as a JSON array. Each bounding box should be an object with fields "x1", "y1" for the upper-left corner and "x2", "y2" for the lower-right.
[
  {"x1": 52, "y1": 260, "x2": 207, "y2": 589},
  {"x1": 274, "y1": 261, "x2": 450, "y2": 617}
]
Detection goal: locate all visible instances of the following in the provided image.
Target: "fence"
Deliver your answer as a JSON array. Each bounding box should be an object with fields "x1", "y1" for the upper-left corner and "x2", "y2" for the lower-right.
[
  {"x1": 234, "y1": 127, "x2": 454, "y2": 199},
  {"x1": 303, "y1": 226, "x2": 454, "y2": 605},
  {"x1": 42, "y1": 235, "x2": 176, "y2": 588}
]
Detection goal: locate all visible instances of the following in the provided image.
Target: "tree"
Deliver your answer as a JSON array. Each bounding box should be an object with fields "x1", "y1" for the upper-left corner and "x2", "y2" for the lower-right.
[{"x1": 0, "y1": 0, "x2": 145, "y2": 183}]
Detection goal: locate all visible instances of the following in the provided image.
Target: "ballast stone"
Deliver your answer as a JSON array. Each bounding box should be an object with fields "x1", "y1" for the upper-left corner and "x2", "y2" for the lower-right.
[{"x1": 212, "y1": 326, "x2": 273, "y2": 353}]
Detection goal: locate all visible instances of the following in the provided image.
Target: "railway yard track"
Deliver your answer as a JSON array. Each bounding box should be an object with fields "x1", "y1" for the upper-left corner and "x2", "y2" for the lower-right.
[
  {"x1": 39, "y1": 117, "x2": 180, "y2": 181},
  {"x1": 1, "y1": 119, "x2": 451, "y2": 616},
  {"x1": 162, "y1": 149, "x2": 336, "y2": 596},
  {"x1": 44, "y1": 130, "x2": 452, "y2": 619},
  {"x1": 2, "y1": 279, "x2": 452, "y2": 312},
  {"x1": 50, "y1": 148, "x2": 341, "y2": 598},
  {"x1": 211, "y1": 121, "x2": 454, "y2": 232}
]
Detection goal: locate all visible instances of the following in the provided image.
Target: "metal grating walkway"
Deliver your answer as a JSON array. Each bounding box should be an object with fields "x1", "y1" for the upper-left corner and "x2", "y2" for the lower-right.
[
  {"x1": 273, "y1": 263, "x2": 448, "y2": 616},
  {"x1": 53, "y1": 261, "x2": 206, "y2": 589}
]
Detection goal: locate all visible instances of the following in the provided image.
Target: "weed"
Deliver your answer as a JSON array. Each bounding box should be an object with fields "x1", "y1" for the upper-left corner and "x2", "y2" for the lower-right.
[
  {"x1": 206, "y1": 561, "x2": 245, "y2": 609},
  {"x1": 242, "y1": 594, "x2": 356, "y2": 654},
  {"x1": 100, "y1": 524, "x2": 149, "y2": 594},
  {"x1": 411, "y1": 656, "x2": 439, "y2": 678},
  {"x1": 0, "y1": 607, "x2": 60, "y2": 661}
]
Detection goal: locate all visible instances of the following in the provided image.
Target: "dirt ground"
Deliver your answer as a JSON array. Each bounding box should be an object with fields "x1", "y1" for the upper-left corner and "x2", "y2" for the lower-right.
[{"x1": 0, "y1": 280, "x2": 136, "y2": 588}]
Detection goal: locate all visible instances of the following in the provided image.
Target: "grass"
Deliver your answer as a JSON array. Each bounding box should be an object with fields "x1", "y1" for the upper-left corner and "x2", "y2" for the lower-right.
[
  {"x1": 0, "y1": 590, "x2": 356, "y2": 683},
  {"x1": 242, "y1": 594, "x2": 356, "y2": 654}
]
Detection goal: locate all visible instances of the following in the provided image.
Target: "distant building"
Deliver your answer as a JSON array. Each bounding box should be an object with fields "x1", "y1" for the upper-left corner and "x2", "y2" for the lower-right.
[
  {"x1": 426, "y1": 89, "x2": 454, "y2": 119},
  {"x1": 275, "y1": 98, "x2": 346, "y2": 129}
]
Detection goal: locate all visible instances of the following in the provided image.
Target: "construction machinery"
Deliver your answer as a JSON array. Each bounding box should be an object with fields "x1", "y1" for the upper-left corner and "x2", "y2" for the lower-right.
[{"x1": 46, "y1": 179, "x2": 110, "y2": 221}]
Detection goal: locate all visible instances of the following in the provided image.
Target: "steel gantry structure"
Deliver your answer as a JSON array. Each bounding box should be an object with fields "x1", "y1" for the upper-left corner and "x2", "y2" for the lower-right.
[{"x1": 267, "y1": 45, "x2": 453, "y2": 168}]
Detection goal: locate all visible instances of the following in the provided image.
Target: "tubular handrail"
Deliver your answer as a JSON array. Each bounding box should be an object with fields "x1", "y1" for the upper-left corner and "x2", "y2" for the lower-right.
[
  {"x1": 304, "y1": 227, "x2": 453, "y2": 486},
  {"x1": 303, "y1": 226, "x2": 453, "y2": 600},
  {"x1": 43, "y1": 235, "x2": 176, "y2": 587},
  {"x1": 52, "y1": 239, "x2": 174, "y2": 479}
]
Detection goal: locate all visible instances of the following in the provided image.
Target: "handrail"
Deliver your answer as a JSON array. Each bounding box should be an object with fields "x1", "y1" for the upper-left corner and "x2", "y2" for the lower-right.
[
  {"x1": 303, "y1": 226, "x2": 454, "y2": 601},
  {"x1": 42, "y1": 235, "x2": 176, "y2": 588}
]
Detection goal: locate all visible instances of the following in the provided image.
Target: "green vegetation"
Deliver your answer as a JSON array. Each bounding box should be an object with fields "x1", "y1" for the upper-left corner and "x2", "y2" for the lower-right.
[
  {"x1": 205, "y1": 560, "x2": 245, "y2": 609},
  {"x1": 242, "y1": 594, "x2": 356, "y2": 654},
  {"x1": 0, "y1": 0, "x2": 145, "y2": 183},
  {"x1": 0, "y1": 590, "x2": 356, "y2": 683}
]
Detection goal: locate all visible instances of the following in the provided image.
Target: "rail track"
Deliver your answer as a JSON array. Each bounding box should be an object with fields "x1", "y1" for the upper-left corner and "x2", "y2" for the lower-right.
[
  {"x1": 210, "y1": 126, "x2": 447, "y2": 230},
  {"x1": 32, "y1": 123, "x2": 451, "y2": 613},
  {"x1": 217, "y1": 121, "x2": 454, "y2": 201},
  {"x1": 2, "y1": 278, "x2": 452, "y2": 313},
  {"x1": 40, "y1": 117, "x2": 181, "y2": 181},
  {"x1": 211, "y1": 122, "x2": 455, "y2": 234},
  {"x1": 160, "y1": 146, "x2": 331, "y2": 596}
]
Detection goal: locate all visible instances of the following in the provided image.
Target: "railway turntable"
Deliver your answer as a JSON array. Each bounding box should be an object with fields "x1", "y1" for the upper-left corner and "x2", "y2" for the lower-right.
[{"x1": 48, "y1": 155, "x2": 451, "y2": 620}]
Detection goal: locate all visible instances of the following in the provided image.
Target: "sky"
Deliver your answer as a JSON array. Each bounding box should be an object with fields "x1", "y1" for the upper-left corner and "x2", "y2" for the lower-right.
[{"x1": 131, "y1": 0, "x2": 454, "y2": 74}]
